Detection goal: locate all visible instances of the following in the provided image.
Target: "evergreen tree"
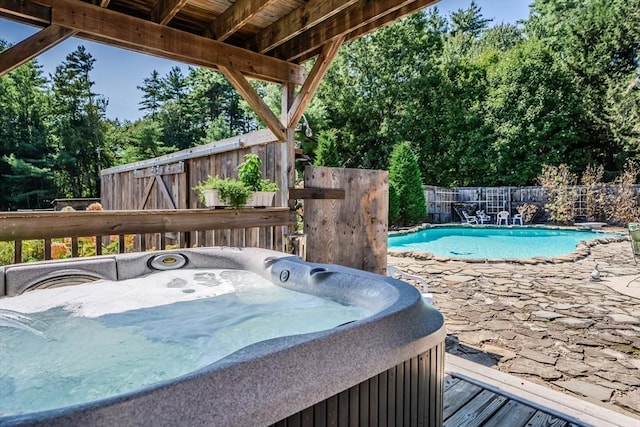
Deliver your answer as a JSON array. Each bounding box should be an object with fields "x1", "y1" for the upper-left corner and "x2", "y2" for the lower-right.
[
  {"x1": 388, "y1": 142, "x2": 427, "y2": 225},
  {"x1": 50, "y1": 45, "x2": 108, "y2": 198},
  {"x1": 314, "y1": 130, "x2": 341, "y2": 167},
  {"x1": 0, "y1": 51, "x2": 55, "y2": 210},
  {"x1": 137, "y1": 70, "x2": 163, "y2": 118}
]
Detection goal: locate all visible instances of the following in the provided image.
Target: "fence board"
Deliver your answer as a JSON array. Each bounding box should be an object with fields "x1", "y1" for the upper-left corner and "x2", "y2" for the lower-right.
[{"x1": 304, "y1": 166, "x2": 388, "y2": 274}]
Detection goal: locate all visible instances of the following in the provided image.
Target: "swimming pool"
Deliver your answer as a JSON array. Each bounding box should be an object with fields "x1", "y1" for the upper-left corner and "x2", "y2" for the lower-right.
[{"x1": 388, "y1": 226, "x2": 620, "y2": 260}]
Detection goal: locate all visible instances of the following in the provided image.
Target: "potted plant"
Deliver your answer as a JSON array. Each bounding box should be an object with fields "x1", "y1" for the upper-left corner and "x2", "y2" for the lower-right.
[
  {"x1": 238, "y1": 153, "x2": 279, "y2": 207},
  {"x1": 194, "y1": 176, "x2": 252, "y2": 209}
]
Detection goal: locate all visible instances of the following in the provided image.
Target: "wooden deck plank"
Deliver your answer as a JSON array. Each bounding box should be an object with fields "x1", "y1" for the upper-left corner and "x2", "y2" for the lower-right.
[
  {"x1": 446, "y1": 355, "x2": 640, "y2": 427},
  {"x1": 527, "y1": 411, "x2": 568, "y2": 427},
  {"x1": 481, "y1": 400, "x2": 537, "y2": 427},
  {"x1": 443, "y1": 378, "x2": 482, "y2": 420},
  {"x1": 443, "y1": 389, "x2": 508, "y2": 427}
]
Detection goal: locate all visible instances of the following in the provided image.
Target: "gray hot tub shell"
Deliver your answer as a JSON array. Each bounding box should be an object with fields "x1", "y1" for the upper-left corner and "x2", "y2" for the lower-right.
[{"x1": 0, "y1": 247, "x2": 446, "y2": 426}]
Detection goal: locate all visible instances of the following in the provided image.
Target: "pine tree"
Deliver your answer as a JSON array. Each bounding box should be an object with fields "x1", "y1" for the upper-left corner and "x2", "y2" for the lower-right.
[{"x1": 50, "y1": 45, "x2": 107, "y2": 198}]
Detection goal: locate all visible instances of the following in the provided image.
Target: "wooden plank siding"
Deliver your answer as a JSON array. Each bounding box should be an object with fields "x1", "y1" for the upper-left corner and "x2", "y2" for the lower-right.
[
  {"x1": 100, "y1": 134, "x2": 287, "y2": 252},
  {"x1": 303, "y1": 166, "x2": 388, "y2": 274}
]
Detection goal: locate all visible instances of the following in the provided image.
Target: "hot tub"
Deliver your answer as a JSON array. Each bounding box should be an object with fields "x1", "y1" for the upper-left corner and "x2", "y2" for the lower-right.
[{"x1": 0, "y1": 247, "x2": 446, "y2": 426}]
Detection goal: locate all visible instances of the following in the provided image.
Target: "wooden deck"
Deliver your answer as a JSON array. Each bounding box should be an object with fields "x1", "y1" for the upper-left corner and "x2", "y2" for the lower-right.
[
  {"x1": 445, "y1": 355, "x2": 640, "y2": 427},
  {"x1": 444, "y1": 376, "x2": 578, "y2": 427}
]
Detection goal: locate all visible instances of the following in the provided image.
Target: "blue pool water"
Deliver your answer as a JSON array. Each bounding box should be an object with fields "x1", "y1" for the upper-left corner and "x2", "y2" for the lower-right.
[{"x1": 388, "y1": 227, "x2": 611, "y2": 259}]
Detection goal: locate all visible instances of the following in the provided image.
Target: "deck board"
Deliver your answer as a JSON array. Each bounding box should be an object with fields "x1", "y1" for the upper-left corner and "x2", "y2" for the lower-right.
[
  {"x1": 481, "y1": 400, "x2": 537, "y2": 427},
  {"x1": 444, "y1": 376, "x2": 573, "y2": 427},
  {"x1": 445, "y1": 354, "x2": 640, "y2": 427},
  {"x1": 442, "y1": 379, "x2": 483, "y2": 419},
  {"x1": 443, "y1": 389, "x2": 508, "y2": 427}
]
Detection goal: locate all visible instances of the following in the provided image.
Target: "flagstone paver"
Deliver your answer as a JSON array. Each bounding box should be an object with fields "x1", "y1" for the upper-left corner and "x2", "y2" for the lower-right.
[{"x1": 389, "y1": 238, "x2": 640, "y2": 417}]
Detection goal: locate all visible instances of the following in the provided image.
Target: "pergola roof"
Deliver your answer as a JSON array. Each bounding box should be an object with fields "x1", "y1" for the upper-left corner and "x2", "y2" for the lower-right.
[
  {"x1": 0, "y1": 0, "x2": 439, "y2": 140},
  {"x1": 0, "y1": 0, "x2": 439, "y2": 81}
]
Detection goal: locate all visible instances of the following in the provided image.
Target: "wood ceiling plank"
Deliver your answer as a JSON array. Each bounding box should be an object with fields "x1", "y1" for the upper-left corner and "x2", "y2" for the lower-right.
[
  {"x1": 0, "y1": 25, "x2": 75, "y2": 75},
  {"x1": 0, "y1": 0, "x2": 50, "y2": 25},
  {"x1": 44, "y1": 0, "x2": 306, "y2": 85},
  {"x1": 271, "y1": 0, "x2": 436, "y2": 61},
  {"x1": 219, "y1": 65, "x2": 286, "y2": 142},
  {"x1": 150, "y1": 0, "x2": 189, "y2": 26},
  {"x1": 253, "y1": 0, "x2": 358, "y2": 54},
  {"x1": 287, "y1": 35, "x2": 344, "y2": 129},
  {"x1": 204, "y1": 0, "x2": 275, "y2": 41}
]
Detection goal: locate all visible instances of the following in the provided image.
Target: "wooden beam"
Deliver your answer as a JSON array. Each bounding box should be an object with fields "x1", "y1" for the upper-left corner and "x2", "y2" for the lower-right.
[
  {"x1": 219, "y1": 65, "x2": 286, "y2": 141},
  {"x1": 32, "y1": 0, "x2": 306, "y2": 85},
  {"x1": 0, "y1": 0, "x2": 50, "y2": 25},
  {"x1": 252, "y1": 0, "x2": 358, "y2": 53},
  {"x1": 0, "y1": 25, "x2": 74, "y2": 76},
  {"x1": 0, "y1": 0, "x2": 110, "y2": 78},
  {"x1": 271, "y1": 0, "x2": 438, "y2": 62},
  {"x1": 287, "y1": 36, "x2": 344, "y2": 129},
  {"x1": 204, "y1": 0, "x2": 274, "y2": 41},
  {"x1": 150, "y1": 0, "x2": 188, "y2": 26},
  {"x1": 343, "y1": 0, "x2": 441, "y2": 46},
  {"x1": 288, "y1": 188, "x2": 345, "y2": 200}
]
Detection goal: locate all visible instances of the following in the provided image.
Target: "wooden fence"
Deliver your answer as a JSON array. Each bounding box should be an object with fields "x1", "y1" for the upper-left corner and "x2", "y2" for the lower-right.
[
  {"x1": 100, "y1": 130, "x2": 291, "y2": 250},
  {"x1": 304, "y1": 166, "x2": 388, "y2": 274},
  {"x1": 0, "y1": 209, "x2": 294, "y2": 266}
]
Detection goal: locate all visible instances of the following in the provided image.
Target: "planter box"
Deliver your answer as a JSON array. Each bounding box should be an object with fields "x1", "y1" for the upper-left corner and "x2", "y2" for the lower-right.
[
  {"x1": 247, "y1": 191, "x2": 276, "y2": 208},
  {"x1": 202, "y1": 189, "x2": 275, "y2": 208},
  {"x1": 203, "y1": 189, "x2": 224, "y2": 208}
]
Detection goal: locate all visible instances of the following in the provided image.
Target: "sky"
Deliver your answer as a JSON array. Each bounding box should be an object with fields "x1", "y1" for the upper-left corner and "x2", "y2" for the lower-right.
[{"x1": 0, "y1": 0, "x2": 531, "y2": 122}]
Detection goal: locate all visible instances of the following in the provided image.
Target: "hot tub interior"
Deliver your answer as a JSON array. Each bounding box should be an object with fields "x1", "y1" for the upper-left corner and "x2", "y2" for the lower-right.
[{"x1": 0, "y1": 247, "x2": 445, "y2": 426}]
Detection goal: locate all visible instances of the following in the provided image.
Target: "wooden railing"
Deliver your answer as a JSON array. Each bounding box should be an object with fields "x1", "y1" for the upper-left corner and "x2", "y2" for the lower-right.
[{"x1": 0, "y1": 208, "x2": 295, "y2": 265}]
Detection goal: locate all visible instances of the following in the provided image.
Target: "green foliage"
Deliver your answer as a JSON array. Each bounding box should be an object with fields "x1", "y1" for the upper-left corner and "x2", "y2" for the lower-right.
[
  {"x1": 238, "y1": 153, "x2": 263, "y2": 191},
  {"x1": 193, "y1": 176, "x2": 252, "y2": 209},
  {"x1": 50, "y1": 45, "x2": 107, "y2": 198},
  {"x1": 237, "y1": 153, "x2": 279, "y2": 191},
  {"x1": 314, "y1": 130, "x2": 341, "y2": 167},
  {"x1": 485, "y1": 40, "x2": 586, "y2": 184},
  {"x1": 388, "y1": 142, "x2": 427, "y2": 225},
  {"x1": 388, "y1": 181, "x2": 400, "y2": 225}
]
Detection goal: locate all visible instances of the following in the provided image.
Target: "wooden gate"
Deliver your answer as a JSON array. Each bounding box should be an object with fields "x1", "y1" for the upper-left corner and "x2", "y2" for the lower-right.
[{"x1": 303, "y1": 166, "x2": 388, "y2": 274}]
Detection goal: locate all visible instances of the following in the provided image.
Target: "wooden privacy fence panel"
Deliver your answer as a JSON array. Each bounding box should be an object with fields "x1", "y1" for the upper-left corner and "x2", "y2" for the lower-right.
[
  {"x1": 100, "y1": 130, "x2": 287, "y2": 251},
  {"x1": 303, "y1": 166, "x2": 388, "y2": 274}
]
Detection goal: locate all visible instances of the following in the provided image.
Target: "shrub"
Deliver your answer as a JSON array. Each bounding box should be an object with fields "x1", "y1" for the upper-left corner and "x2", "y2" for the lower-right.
[
  {"x1": 389, "y1": 142, "x2": 427, "y2": 225},
  {"x1": 538, "y1": 164, "x2": 577, "y2": 224},
  {"x1": 581, "y1": 164, "x2": 607, "y2": 221},
  {"x1": 607, "y1": 160, "x2": 640, "y2": 224},
  {"x1": 314, "y1": 130, "x2": 341, "y2": 167},
  {"x1": 516, "y1": 203, "x2": 540, "y2": 223}
]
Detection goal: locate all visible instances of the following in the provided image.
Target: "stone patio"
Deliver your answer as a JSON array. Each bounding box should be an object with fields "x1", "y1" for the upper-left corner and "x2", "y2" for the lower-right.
[{"x1": 388, "y1": 236, "x2": 640, "y2": 418}]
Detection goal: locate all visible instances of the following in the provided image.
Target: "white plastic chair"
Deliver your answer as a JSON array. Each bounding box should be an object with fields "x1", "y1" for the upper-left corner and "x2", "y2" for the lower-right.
[
  {"x1": 512, "y1": 213, "x2": 523, "y2": 225},
  {"x1": 496, "y1": 211, "x2": 510, "y2": 225},
  {"x1": 462, "y1": 211, "x2": 477, "y2": 224},
  {"x1": 476, "y1": 210, "x2": 491, "y2": 224}
]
